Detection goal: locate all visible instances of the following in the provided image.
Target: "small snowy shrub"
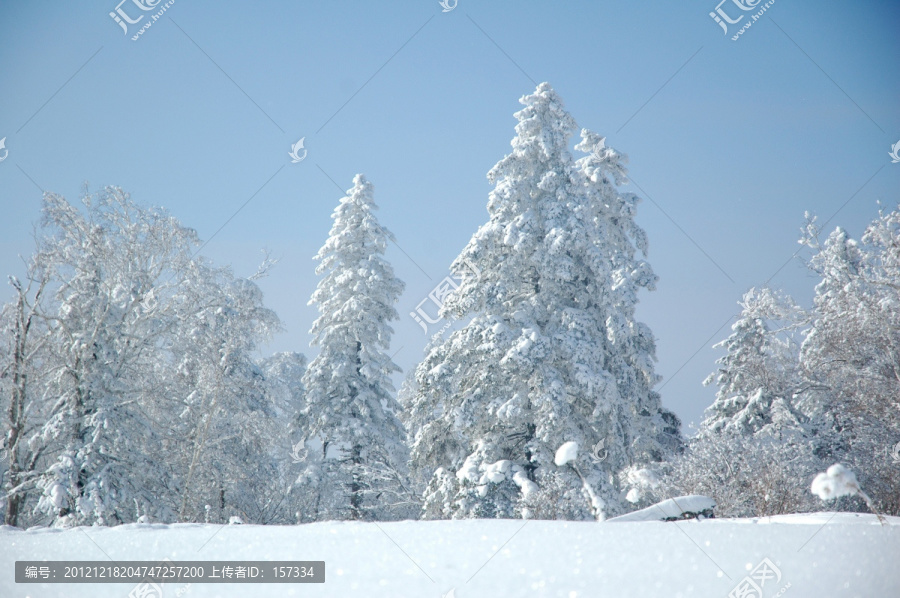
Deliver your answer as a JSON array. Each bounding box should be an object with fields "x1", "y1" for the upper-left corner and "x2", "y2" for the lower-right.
[{"x1": 659, "y1": 432, "x2": 820, "y2": 517}]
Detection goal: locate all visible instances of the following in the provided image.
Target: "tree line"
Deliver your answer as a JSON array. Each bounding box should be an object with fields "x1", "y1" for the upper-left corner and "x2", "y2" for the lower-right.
[{"x1": 2, "y1": 83, "x2": 897, "y2": 528}]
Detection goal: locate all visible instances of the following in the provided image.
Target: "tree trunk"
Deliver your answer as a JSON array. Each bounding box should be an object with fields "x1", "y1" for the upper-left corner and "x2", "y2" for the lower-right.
[
  {"x1": 349, "y1": 444, "x2": 363, "y2": 520},
  {"x1": 4, "y1": 278, "x2": 42, "y2": 526}
]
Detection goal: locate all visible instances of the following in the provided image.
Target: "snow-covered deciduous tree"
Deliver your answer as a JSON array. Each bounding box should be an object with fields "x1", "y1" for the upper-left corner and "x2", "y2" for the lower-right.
[
  {"x1": 297, "y1": 174, "x2": 408, "y2": 521},
  {"x1": 169, "y1": 260, "x2": 281, "y2": 524},
  {"x1": 673, "y1": 207, "x2": 900, "y2": 518},
  {"x1": 0, "y1": 267, "x2": 49, "y2": 526},
  {"x1": 404, "y1": 83, "x2": 677, "y2": 521},
  {"x1": 260, "y1": 351, "x2": 307, "y2": 436},
  {"x1": 2, "y1": 187, "x2": 287, "y2": 527},
  {"x1": 258, "y1": 351, "x2": 311, "y2": 524},
  {"x1": 797, "y1": 210, "x2": 900, "y2": 515},
  {"x1": 30, "y1": 188, "x2": 204, "y2": 526}
]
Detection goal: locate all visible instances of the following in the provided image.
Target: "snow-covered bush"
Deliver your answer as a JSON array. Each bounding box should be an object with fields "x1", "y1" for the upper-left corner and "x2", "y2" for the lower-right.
[
  {"x1": 811, "y1": 463, "x2": 861, "y2": 500},
  {"x1": 658, "y1": 430, "x2": 821, "y2": 518}
]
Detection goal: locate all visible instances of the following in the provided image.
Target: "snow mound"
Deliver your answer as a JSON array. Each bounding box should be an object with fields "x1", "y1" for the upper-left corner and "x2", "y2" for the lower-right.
[
  {"x1": 607, "y1": 495, "x2": 716, "y2": 522},
  {"x1": 554, "y1": 441, "x2": 579, "y2": 466}
]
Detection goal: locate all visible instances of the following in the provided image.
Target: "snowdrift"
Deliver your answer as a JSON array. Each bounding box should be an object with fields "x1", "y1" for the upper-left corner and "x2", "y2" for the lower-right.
[{"x1": 606, "y1": 495, "x2": 716, "y2": 522}]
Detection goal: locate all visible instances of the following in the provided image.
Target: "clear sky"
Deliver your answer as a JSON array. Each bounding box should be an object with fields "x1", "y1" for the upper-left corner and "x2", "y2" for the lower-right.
[{"x1": 1, "y1": 0, "x2": 897, "y2": 433}]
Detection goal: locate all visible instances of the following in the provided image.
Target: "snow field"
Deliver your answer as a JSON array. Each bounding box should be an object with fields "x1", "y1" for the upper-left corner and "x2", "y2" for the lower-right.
[{"x1": 2, "y1": 513, "x2": 898, "y2": 598}]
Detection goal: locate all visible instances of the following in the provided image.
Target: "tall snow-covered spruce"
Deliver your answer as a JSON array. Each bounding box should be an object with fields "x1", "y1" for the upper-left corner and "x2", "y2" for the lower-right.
[
  {"x1": 403, "y1": 83, "x2": 679, "y2": 520},
  {"x1": 297, "y1": 174, "x2": 408, "y2": 521}
]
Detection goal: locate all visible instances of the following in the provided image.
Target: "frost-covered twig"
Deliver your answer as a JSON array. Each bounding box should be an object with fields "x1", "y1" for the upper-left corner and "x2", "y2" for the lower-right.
[{"x1": 555, "y1": 442, "x2": 604, "y2": 521}]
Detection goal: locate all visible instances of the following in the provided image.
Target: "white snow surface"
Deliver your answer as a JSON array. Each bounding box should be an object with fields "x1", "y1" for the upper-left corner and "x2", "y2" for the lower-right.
[
  {"x1": 554, "y1": 441, "x2": 579, "y2": 466},
  {"x1": 3, "y1": 513, "x2": 898, "y2": 597},
  {"x1": 606, "y1": 495, "x2": 716, "y2": 522}
]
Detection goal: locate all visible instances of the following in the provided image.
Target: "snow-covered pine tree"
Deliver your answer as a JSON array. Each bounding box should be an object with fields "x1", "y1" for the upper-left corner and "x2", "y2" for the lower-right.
[
  {"x1": 297, "y1": 174, "x2": 408, "y2": 521},
  {"x1": 701, "y1": 286, "x2": 806, "y2": 437},
  {"x1": 404, "y1": 83, "x2": 676, "y2": 521},
  {"x1": 663, "y1": 285, "x2": 817, "y2": 517}
]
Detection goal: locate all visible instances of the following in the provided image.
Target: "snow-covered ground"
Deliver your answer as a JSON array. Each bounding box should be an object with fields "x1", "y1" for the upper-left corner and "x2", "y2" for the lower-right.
[{"x1": 2, "y1": 513, "x2": 898, "y2": 597}]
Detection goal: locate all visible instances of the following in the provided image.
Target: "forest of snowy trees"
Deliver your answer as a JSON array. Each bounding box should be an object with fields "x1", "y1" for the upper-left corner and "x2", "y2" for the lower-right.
[{"x1": 1, "y1": 83, "x2": 898, "y2": 529}]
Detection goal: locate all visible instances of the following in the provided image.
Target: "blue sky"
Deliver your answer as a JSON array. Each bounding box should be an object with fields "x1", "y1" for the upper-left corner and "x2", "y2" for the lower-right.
[{"x1": 1, "y1": 0, "x2": 897, "y2": 432}]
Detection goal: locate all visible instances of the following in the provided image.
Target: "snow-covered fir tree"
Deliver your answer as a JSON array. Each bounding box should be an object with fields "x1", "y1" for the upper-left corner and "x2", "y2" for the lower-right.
[
  {"x1": 403, "y1": 83, "x2": 678, "y2": 521},
  {"x1": 701, "y1": 286, "x2": 806, "y2": 437},
  {"x1": 297, "y1": 174, "x2": 408, "y2": 521}
]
